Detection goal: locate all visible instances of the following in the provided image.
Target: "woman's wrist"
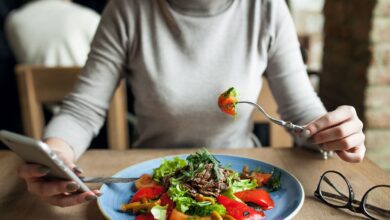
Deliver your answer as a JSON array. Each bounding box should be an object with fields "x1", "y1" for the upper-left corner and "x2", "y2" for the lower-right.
[{"x1": 45, "y1": 138, "x2": 76, "y2": 162}]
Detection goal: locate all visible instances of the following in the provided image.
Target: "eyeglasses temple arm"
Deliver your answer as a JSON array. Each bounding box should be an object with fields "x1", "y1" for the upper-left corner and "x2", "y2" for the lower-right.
[{"x1": 321, "y1": 191, "x2": 390, "y2": 217}]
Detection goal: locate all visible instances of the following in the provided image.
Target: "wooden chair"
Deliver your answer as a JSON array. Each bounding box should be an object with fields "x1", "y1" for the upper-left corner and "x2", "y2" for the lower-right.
[
  {"x1": 252, "y1": 79, "x2": 293, "y2": 147},
  {"x1": 15, "y1": 65, "x2": 129, "y2": 150}
]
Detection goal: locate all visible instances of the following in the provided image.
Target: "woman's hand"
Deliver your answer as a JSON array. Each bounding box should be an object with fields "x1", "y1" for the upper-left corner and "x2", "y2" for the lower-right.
[
  {"x1": 18, "y1": 138, "x2": 101, "y2": 207},
  {"x1": 305, "y1": 105, "x2": 366, "y2": 163}
]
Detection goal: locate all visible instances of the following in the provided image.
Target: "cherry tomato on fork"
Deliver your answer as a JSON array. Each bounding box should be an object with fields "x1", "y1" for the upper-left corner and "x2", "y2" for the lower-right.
[{"x1": 218, "y1": 87, "x2": 238, "y2": 116}]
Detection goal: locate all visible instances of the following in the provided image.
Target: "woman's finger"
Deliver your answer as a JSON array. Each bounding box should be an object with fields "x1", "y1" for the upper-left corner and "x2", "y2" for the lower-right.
[
  {"x1": 336, "y1": 144, "x2": 366, "y2": 163},
  {"x1": 42, "y1": 190, "x2": 101, "y2": 207},
  {"x1": 73, "y1": 166, "x2": 84, "y2": 176},
  {"x1": 321, "y1": 132, "x2": 365, "y2": 151},
  {"x1": 310, "y1": 119, "x2": 363, "y2": 144},
  {"x1": 18, "y1": 164, "x2": 50, "y2": 179},
  {"x1": 306, "y1": 106, "x2": 357, "y2": 135},
  {"x1": 27, "y1": 179, "x2": 80, "y2": 197}
]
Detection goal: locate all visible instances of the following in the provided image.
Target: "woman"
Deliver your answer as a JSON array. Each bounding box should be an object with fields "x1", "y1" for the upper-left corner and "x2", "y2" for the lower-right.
[{"x1": 18, "y1": 0, "x2": 365, "y2": 207}]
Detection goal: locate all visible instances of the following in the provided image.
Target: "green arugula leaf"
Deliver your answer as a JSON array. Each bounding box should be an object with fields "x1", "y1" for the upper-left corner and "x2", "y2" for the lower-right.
[
  {"x1": 266, "y1": 169, "x2": 282, "y2": 192},
  {"x1": 186, "y1": 149, "x2": 222, "y2": 180}
]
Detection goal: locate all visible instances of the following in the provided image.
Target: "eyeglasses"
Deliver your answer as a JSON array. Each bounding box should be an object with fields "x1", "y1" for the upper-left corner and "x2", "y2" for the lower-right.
[{"x1": 314, "y1": 170, "x2": 390, "y2": 220}]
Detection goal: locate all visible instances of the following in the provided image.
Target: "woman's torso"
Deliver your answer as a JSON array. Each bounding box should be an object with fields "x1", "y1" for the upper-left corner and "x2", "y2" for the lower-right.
[{"x1": 126, "y1": 0, "x2": 272, "y2": 149}]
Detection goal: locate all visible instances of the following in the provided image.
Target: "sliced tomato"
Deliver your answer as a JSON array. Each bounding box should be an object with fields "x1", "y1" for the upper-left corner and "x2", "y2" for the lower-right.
[
  {"x1": 234, "y1": 189, "x2": 274, "y2": 210},
  {"x1": 251, "y1": 172, "x2": 272, "y2": 186},
  {"x1": 217, "y1": 195, "x2": 265, "y2": 220},
  {"x1": 130, "y1": 185, "x2": 166, "y2": 203},
  {"x1": 135, "y1": 213, "x2": 155, "y2": 220},
  {"x1": 218, "y1": 87, "x2": 238, "y2": 116}
]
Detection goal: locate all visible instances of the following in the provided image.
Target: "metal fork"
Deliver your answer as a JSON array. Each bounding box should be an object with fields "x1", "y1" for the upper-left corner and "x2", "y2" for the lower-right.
[
  {"x1": 237, "y1": 101, "x2": 331, "y2": 159},
  {"x1": 237, "y1": 101, "x2": 306, "y2": 134},
  {"x1": 80, "y1": 177, "x2": 138, "y2": 184}
]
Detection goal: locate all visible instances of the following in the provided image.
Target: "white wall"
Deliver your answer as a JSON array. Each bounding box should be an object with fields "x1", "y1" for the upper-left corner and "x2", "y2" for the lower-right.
[
  {"x1": 290, "y1": 0, "x2": 324, "y2": 12},
  {"x1": 290, "y1": 0, "x2": 325, "y2": 34},
  {"x1": 289, "y1": 0, "x2": 325, "y2": 71}
]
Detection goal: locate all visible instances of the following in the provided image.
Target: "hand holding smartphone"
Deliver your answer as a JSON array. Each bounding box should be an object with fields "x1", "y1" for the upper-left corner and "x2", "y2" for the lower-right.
[{"x1": 0, "y1": 130, "x2": 90, "y2": 192}]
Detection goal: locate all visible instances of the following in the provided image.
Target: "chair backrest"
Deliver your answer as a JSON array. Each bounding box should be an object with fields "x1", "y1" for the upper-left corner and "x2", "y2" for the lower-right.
[
  {"x1": 15, "y1": 65, "x2": 129, "y2": 150},
  {"x1": 252, "y1": 79, "x2": 293, "y2": 147}
]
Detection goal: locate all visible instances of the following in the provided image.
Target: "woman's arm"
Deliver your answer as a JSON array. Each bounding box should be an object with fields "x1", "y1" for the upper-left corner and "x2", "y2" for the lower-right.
[
  {"x1": 265, "y1": 0, "x2": 365, "y2": 162},
  {"x1": 265, "y1": 0, "x2": 326, "y2": 125},
  {"x1": 18, "y1": 0, "x2": 134, "y2": 207},
  {"x1": 44, "y1": 0, "x2": 132, "y2": 159}
]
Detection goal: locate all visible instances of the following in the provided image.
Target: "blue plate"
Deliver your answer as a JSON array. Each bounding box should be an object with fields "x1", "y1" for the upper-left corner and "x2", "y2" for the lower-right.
[{"x1": 98, "y1": 154, "x2": 304, "y2": 220}]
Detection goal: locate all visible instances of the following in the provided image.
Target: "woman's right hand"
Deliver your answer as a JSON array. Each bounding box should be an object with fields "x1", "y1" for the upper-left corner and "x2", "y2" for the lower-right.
[{"x1": 18, "y1": 138, "x2": 101, "y2": 207}]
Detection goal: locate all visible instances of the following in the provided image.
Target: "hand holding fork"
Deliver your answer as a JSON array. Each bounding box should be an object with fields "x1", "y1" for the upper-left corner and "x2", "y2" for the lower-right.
[
  {"x1": 236, "y1": 101, "x2": 331, "y2": 159},
  {"x1": 218, "y1": 88, "x2": 365, "y2": 162}
]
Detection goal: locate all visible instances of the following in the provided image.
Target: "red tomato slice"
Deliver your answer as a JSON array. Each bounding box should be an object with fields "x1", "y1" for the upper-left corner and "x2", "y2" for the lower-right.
[{"x1": 251, "y1": 172, "x2": 272, "y2": 186}]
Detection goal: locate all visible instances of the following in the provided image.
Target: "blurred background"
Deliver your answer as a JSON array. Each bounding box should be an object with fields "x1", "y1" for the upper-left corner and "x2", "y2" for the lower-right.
[{"x1": 0, "y1": 0, "x2": 388, "y2": 172}]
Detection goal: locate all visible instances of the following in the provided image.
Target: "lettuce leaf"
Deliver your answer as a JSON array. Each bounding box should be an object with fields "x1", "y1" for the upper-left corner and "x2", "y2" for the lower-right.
[
  {"x1": 151, "y1": 204, "x2": 167, "y2": 220},
  {"x1": 175, "y1": 197, "x2": 226, "y2": 216},
  {"x1": 168, "y1": 184, "x2": 189, "y2": 211},
  {"x1": 222, "y1": 187, "x2": 243, "y2": 202},
  {"x1": 226, "y1": 172, "x2": 257, "y2": 193},
  {"x1": 168, "y1": 183, "x2": 226, "y2": 216},
  {"x1": 153, "y1": 157, "x2": 187, "y2": 182},
  {"x1": 231, "y1": 179, "x2": 257, "y2": 193},
  {"x1": 186, "y1": 203, "x2": 226, "y2": 217}
]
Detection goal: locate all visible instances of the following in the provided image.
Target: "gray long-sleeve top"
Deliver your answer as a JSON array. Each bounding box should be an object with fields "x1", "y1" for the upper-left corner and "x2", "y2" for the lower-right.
[{"x1": 44, "y1": 0, "x2": 327, "y2": 159}]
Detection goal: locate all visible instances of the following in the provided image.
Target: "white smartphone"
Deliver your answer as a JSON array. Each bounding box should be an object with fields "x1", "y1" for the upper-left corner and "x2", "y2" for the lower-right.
[{"x1": 0, "y1": 130, "x2": 90, "y2": 192}]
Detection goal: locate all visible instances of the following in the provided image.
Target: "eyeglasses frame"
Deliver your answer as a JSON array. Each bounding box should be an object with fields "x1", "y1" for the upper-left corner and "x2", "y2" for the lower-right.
[{"x1": 314, "y1": 170, "x2": 390, "y2": 220}]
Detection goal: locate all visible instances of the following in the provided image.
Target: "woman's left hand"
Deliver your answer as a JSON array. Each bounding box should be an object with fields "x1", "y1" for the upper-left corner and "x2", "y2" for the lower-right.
[{"x1": 305, "y1": 105, "x2": 366, "y2": 163}]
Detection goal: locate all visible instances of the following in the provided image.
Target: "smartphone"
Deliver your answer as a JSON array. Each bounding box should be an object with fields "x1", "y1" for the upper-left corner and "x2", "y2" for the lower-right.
[{"x1": 0, "y1": 130, "x2": 90, "y2": 192}]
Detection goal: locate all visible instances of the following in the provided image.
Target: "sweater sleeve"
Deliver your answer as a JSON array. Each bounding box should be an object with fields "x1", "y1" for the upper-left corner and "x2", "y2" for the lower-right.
[
  {"x1": 264, "y1": 0, "x2": 327, "y2": 148},
  {"x1": 43, "y1": 0, "x2": 130, "y2": 159}
]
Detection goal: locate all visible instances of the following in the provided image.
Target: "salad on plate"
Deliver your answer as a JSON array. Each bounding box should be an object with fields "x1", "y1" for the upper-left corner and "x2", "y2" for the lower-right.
[{"x1": 120, "y1": 150, "x2": 281, "y2": 220}]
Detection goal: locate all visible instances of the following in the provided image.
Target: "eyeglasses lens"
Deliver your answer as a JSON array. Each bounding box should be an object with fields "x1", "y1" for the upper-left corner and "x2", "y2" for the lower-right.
[
  {"x1": 364, "y1": 186, "x2": 390, "y2": 220},
  {"x1": 319, "y1": 172, "x2": 350, "y2": 207}
]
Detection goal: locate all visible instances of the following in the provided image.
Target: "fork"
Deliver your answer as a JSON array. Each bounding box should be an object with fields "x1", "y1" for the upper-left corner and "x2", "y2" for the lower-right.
[
  {"x1": 237, "y1": 101, "x2": 307, "y2": 134},
  {"x1": 80, "y1": 176, "x2": 138, "y2": 184},
  {"x1": 236, "y1": 101, "x2": 332, "y2": 159}
]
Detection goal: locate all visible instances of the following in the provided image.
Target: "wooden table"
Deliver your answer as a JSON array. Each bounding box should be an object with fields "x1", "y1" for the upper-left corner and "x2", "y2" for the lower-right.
[{"x1": 0, "y1": 148, "x2": 389, "y2": 219}]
